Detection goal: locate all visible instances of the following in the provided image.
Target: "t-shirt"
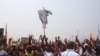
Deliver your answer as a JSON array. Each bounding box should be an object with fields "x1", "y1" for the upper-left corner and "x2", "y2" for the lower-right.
[
  {"x1": 0, "y1": 50, "x2": 8, "y2": 56},
  {"x1": 44, "y1": 51, "x2": 54, "y2": 56},
  {"x1": 61, "y1": 49, "x2": 80, "y2": 56}
]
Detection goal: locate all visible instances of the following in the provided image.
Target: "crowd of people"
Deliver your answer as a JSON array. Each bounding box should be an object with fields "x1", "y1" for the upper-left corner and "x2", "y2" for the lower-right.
[{"x1": 0, "y1": 35, "x2": 100, "y2": 56}]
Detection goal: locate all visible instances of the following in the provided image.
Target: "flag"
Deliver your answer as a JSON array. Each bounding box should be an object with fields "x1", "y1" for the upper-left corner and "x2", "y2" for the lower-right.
[
  {"x1": 98, "y1": 30, "x2": 100, "y2": 33},
  {"x1": 38, "y1": 10, "x2": 43, "y2": 24},
  {"x1": 38, "y1": 8, "x2": 52, "y2": 24},
  {"x1": 90, "y1": 32, "x2": 94, "y2": 41}
]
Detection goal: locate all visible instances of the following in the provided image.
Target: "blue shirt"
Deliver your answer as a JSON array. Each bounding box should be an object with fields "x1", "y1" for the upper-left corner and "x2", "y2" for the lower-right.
[{"x1": 0, "y1": 50, "x2": 8, "y2": 56}]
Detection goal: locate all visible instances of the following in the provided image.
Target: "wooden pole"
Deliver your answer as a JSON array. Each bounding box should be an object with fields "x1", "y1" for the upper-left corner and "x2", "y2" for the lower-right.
[
  {"x1": 44, "y1": 28, "x2": 45, "y2": 35},
  {"x1": 43, "y1": 24, "x2": 46, "y2": 36}
]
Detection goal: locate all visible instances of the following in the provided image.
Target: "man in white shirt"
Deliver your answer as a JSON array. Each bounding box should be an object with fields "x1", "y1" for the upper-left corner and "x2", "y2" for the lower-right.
[
  {"x1": 61, "y1": 41, "x2": 80, "y2": 56},
  {"x1": 0, "y1": 46, "x2": 8, "y2": 56},
  {"x1": 44, "y1": 51, "x2": 54, "y2": 56}
]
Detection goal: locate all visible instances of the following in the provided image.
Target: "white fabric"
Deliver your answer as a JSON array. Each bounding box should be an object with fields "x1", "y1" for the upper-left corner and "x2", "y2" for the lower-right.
[
  {"x1": 79, "y1": 47, "x2": 83, "y2": 55},
  {"x1": 44, "y1": 51, "x2": 54, "y2": 56},
  {"x1": 61, "y1": 49, "x2": 80, "y2": 56},
  {"x1": 38, "y1": 8, "x2": 52, "y2": 24},
  {"x1": 0, "y1": 50, "x2": 8, "y2": 56}
]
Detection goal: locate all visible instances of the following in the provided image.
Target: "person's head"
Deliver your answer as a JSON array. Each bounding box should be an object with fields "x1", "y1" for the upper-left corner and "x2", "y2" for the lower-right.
[
  {"x1": 64, "y1": 38, "x2": 67, "y2": 44},
  {"x1": 67, "y1": 41, "x2": 75, "y2": 49},
  {"x1": 55, "y1": 37, "x2": 57, "y2": 42},
  {"x1": 0, "y1": 45, "x2": 4, "y2": 50},
  {"x1": 58, "y1": 36, "x2": 60, "y2": 40},
  {"x1": 43, "y1": 35, "x2": 46, "y2": 39},
  {"x1": 40, "y1": 35, "x2": 42, "y2": 38},
  {"x1": 27, "y1": 47, "x2": 32, "y2": 53}
]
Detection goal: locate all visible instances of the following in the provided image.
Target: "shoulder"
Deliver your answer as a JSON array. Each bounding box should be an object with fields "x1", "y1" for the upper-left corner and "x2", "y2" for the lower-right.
[
  {"x1": 70, "y1": 51, "x2": 80, "y2": 56},
  {"x1": 0, "y1": 50, "x2": 8, "y2": 55},
  {"x1": 61, "y1": 50, "x2": 80, "y2": 56},
  {"x1": 61, "y1": 50, "x2": 68, "y2": 56}
]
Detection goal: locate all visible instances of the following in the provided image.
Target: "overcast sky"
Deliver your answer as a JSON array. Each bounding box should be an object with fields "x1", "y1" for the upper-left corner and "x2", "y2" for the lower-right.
[{"x1": 0, "y1": 0, "x2": 100, "y2": 41}]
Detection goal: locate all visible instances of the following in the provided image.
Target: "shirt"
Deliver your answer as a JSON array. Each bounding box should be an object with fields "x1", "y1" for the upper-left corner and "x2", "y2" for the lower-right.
[
  {"x1": 44, "y1": 51, "x2": 53, "y2": 56},
  {"x1": 0, "y1": 50, "x2": 8, "y2": 56},
  {"x1": 61, "y1": 49, "x2": 80, "y2": 56}
]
